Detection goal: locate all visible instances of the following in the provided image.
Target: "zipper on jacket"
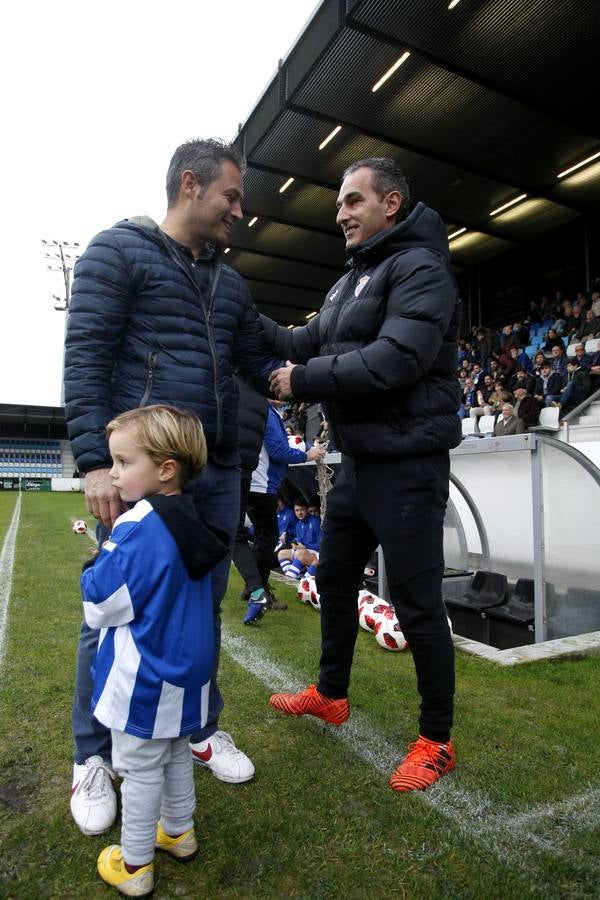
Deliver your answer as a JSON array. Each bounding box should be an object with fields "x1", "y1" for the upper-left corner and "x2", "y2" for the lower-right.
[
  {"x1": 156, "y1": 230, "x2": 224, "y2": 447},
  {"x1": 206, "y1": 257, "x2": 223, "y2": 445},
  {"x1": 140, "y1": 351, "x2": 158, "y2": 407}
]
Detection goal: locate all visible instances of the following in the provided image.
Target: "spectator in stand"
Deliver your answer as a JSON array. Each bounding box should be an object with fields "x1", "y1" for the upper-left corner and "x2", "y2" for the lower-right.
[
  {"x1": 542, "y1": 328, "x2": 564, "y2": 354},
  {"x1": 567, "y1": 304, "x2": 584, "y2": 339},
  {"x1": 588, "y1": 347, "x2": 600, "y2": 390},
  {"x1": 488, "y1": 358, "x2": 501, "y2": 381},
  {"x1": 514, "y1": 344, "x2": 533, "y2": 372},
  {"x1": 475, "y1": 328, "x2": 496, "y2": 370},
  {"x1": 507, "y1": 367, "x2": 535, "y2": 396},
  {"x1": 471, "y1": 363, "x2": 484, "y2": 386},
  {"x1": 460, "y1": 378, "x2": 478, "y2": 418},
  {"x1": 556, "y1": 359, "x2": 592, "y2": 417},
  {"x1": 497, "y1": 345, "x2": 518, "y2": 381},
  {"x1": 499, "y1": 324, "x2": 520, "y2": 354},
  {"x1": 575, "y1": 308, "x2": 600, "y2": 344},
  {"x1": 532, "y1": 351, "x2": 547, "y2": 376},
  {"x1": 487, "y1": 380, "x2": 512, "y2": 416},
  {"x1": 466, "y1": 341, "x2": 481, "y2": 366},
  {"x1": 591, "y1": 291, "x2": 600, "y2": 318},
  {"x1": 573, "y1": 342, "x2": 592, "y2": 370},
  {"x1": 512, "y1": 385, "x2": 541, "y2": 430},
  {"x1": 457, "y1": 369, "x2": 468, "y2": 393},
  {"x1": 277, "y1": 500, "x2": 321, "y2": 580},
  {"x1": 493, "y1": 403, "x2": 525, "y2": 436},
  {"x1": 469, "y1": 373, "x2": 495, "y2": 419},
  {"x1": 550, "y1": 344, "x2": 568, "y2": 378},
  {"x1": 534, "y1": 361, "x2": 565, "y2": 406},
  {"x1": 512, "y1": 321, "x2": 529, "y2": 347}
]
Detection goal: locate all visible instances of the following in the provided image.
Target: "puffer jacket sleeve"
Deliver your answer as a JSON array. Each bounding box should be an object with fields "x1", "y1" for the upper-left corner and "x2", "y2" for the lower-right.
[
  {"x1": 260, "y1": 313, "x2": 322, "y2": 364},
  {"x1": 297, "y1": 250, "x2": 456, "y2": 401},
  {"x1": 64, "y1": 230, "x2": 132, "y2": 472},
  {"x1": 233, "y1": 291, "x2": 285, "y2": 391}
]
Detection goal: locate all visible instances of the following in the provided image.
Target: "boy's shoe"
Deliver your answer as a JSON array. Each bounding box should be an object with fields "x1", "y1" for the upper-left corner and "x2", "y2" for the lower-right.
[
  {"x1": 389, "y1": 736, "x2": 456, "y2": 792},
  {"x1": 190, "y1": 730, "x2": 255, "y2": 783},
  {"x1": 71, "y1": 755, "x2": 117, "y2": 835},
  {"x1": 269, "y1": 684, "x2": 350, "y2": 726},
  {"x1": 243, "y1": 591, "x2": 268, "y2": 625},
  {"x1": 156, "y1": 822, "x2": 197, "y2": 861},
  {"x1": 97, "y1": 845, "x2": 154, "y2": 897}
]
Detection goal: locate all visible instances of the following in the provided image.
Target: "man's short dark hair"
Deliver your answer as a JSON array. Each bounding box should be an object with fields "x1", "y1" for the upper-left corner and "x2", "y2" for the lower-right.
[
  {"x1": 166, "y1": 138, "x2": 246, "y2": 208},
  {"x1": 342, "y1": 157, "x2": 411, "y2": 221}
]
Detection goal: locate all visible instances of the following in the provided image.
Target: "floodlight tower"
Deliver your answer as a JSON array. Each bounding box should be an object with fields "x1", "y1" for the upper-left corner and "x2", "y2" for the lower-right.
[
  {"x1": 42, "y1": 238, "x2": 80, "y2": 310},
  {"x1": 42, "y1": 238, "x2": 81, "y2": 402}
]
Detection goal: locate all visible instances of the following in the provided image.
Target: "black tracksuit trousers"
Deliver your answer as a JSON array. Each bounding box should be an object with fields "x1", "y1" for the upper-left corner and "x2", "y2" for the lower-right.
[
  {"x1": 232, "y1": 470, "x2": 279, "y2": 594},
  {"x1": 315, "y1": 453, "x2": 455, "y2": 742}
]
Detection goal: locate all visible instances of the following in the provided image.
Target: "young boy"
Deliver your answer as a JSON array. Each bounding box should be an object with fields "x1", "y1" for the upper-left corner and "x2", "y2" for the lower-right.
[
  {"x1": 80, "y1": 405, "x2": 228, "y2": 897},
  {"x1": 277, "y1": 500, "x2": 321, "y2": 580}
]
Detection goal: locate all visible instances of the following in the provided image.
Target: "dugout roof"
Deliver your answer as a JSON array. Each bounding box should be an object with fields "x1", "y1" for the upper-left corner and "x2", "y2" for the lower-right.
[{"x1": 230, "y1": 0, "x2": 600, "y2": 326}]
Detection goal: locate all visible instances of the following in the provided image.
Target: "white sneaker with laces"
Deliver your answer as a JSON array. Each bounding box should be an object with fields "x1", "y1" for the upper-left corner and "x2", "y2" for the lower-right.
[
  {"x1": 70, "y1": 755, "x2": 117, "y2": 835},
  {"x1": 190, "y1": 730, "x2": 255, "y2": 783}
]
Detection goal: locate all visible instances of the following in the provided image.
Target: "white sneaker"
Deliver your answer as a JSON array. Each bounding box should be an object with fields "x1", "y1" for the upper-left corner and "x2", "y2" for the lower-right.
[
  {"x1": 71, "y1": 755, "x2": 117, "y2": 835},
  {"x1": 190, "y1": 730, "x2": 255, "y2": 783}
]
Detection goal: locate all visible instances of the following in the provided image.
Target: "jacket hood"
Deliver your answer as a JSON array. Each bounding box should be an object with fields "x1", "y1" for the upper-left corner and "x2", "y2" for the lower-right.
[
  {"x1": 347, "y1": 201, "x2": 450, "y2": 268},
  {"x1": 147, "y1": 492, "x2": 229, "y2": 579}
]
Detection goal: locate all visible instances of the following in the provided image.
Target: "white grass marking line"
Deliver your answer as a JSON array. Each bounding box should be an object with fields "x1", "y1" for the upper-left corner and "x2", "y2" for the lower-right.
[
  {"x1": 222, "y1": 626, "x2": 600, "y2": 872},
  {"x1": 0, "y1": 494, "x2": 22, "y2": 671}
]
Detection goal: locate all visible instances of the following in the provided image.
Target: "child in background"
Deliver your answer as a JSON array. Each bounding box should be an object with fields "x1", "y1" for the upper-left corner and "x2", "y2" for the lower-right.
[{"x1": 80, "y1": 405, "x2": 228, "y2": 897}]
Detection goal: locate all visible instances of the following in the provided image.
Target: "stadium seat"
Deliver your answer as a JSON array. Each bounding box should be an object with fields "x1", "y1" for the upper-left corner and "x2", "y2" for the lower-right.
[
  {"x1": 566, "y1": 343, "x2": 577, "y2": 357},
  {"x1": 529, "y1": 406, "x2": 560, "y2": 432},
  {"x1": 478, "y1": 415, "x2": 496, "y2": 436},
  {"x1": 444, "y1": 570, "x2": 509, "y2": 642},
  {"x1": 487, "y1": 578, "x2": 535, "y2": 649},
  {"x1": 461, "y1": 418, "x2": 480, "y2": 440}
]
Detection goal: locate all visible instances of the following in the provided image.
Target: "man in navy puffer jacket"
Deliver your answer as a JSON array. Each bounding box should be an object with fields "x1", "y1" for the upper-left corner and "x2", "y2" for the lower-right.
[
  {"x1": 268, "y1": 157, "x2": 461, "y2": 795},
  {"x1": 64, "y1": 139, "x2": 281, "y2": 835}
]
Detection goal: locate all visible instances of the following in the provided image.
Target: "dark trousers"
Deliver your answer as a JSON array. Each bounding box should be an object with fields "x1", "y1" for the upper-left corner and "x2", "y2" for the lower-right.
[
  {"x1": 232, "y1": 471, "x2": 279, "y2": 593},
  {"x1": 315, "y1": 454, "x2": 454, "y2": 743}
]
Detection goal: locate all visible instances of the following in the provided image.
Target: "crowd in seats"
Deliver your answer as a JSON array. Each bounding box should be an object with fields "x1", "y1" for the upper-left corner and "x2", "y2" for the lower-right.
[
  {"x1": 457, "y1": 283, "x2": 600, "y2": 437},
  {"x1": 0, "y1": 438, "x2": 63, "y2": 476}
]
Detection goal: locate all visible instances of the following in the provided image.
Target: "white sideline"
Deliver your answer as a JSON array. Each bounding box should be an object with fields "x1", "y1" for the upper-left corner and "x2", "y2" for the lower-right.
[
  {"x1": 221, "y1": 626, "x2": 600, "y2": 876},
  {"x1": 0, "y1": 494, "x2": 22, "y2": 671}
]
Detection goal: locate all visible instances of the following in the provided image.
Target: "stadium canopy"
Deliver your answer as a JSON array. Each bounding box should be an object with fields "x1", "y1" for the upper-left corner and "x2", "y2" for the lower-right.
[{"x1": 230, "y1": 0, "x2": 599, "y2": 326}]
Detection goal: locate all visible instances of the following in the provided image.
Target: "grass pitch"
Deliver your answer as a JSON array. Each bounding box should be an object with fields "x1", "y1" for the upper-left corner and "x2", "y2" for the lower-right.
[{"x1": 0, "y1": 491, "x2": 599, "y2": 898}]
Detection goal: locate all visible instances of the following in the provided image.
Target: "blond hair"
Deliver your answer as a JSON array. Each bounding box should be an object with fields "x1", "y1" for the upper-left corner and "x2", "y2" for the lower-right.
[{"x1": 107, "y1": 405, "x2": 207, "y2": 485}]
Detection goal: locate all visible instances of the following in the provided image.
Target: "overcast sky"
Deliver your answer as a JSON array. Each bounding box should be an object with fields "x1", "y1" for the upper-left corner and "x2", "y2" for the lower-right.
[{"x1": 0, "y1": 0, "x2": 320, "y2": 407}]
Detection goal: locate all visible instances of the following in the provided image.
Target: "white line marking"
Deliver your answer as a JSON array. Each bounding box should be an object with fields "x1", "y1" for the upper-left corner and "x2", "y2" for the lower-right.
[
  {"x1": 221, "y1": 625, "x2": 600, "y2": 876},
  {"x1": 0, "y1": 494, "x2": 22, "y2": 671}
]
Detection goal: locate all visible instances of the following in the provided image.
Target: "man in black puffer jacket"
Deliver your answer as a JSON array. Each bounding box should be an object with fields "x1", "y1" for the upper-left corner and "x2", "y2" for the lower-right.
[
  {"x1": 64, "y1": 139, "x2": 282, "y2": 836},
  {"x1": 268, "y1": 157, "x2": 461, "y2": 794}
]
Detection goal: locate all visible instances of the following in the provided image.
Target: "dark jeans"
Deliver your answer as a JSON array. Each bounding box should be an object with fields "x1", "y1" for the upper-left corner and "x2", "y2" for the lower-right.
[
  {"x1": 315, "y1": 454, "x2": 454, "y2": 743},
  {"x1": 231, "y1": 473, "x2": 278, "y2": 594},
  {"x1": 72, "y1": 461, "x2": 240, "y2": 763}
]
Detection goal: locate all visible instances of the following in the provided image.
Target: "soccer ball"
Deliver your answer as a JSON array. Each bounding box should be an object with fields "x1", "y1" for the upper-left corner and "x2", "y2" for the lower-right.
[
  {"x1": 72, "y1": 519, "x2": 88, "y2": 534},
  {"x1": 307, "y1": 578, "x2": 321, "y2": 612},
  {"x1": 358, "y1": 589, "x2": 377, "y2": 609},
  {"x1": 358, "y1": 602, "x2": 378, "y2": 632},
  {"x1": 297, "y1": 576, "x2": 312, "y2": 604},
  {"x1": 374, "y1": 617, "x2": 408, "y2": 652}
]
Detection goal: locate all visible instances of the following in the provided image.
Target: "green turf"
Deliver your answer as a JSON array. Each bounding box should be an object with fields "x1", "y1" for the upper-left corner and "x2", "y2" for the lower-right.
[{"x1": 0, "y1": 494, "x2": 599, "y2": 898}]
